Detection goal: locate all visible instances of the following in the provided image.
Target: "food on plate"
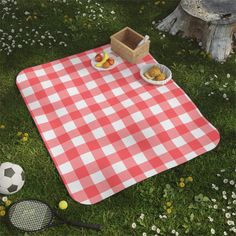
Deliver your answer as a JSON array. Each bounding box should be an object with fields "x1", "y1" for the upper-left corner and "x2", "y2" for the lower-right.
[
  {"x1": 102, "y1": 61, "x2": 110, "y2": 68},
  {"x1": 144, "y1": 65, "x2": 166, "y2": 81},
  {"x1": 107, "y1": 57, "x2": 114, "y2": 65},
  {"x1": 155, "y1": 73, "x2": 166, "y2": 81},
  {"x1": 95, "y1": 53, "x2": 103, "y2": 62},
  {"x1": 94, "y1": 51, "x2": 116, "y2": 69},
  {"x1": 95, "y1": 51, "x2": 109, "y2": 67},
  {"x1": 148, "y1": 66, "x2": 161, "y2": 77}
]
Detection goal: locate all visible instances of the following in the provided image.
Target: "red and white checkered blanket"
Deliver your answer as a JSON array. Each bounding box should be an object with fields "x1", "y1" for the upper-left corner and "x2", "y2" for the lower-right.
[{"x1": 16, "y1": 44, "x2": 220, "y2": 204}]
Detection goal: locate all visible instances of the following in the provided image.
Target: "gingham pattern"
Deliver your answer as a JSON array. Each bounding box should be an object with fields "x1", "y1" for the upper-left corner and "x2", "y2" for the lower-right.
[{"x1": 16, "y1": 44, "x2": 220, "y2": 205}]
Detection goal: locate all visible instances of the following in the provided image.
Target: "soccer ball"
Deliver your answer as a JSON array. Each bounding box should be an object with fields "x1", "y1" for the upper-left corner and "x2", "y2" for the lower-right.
[{"x1": 0, "y1": 162, "x2": 25, "y2": 195}]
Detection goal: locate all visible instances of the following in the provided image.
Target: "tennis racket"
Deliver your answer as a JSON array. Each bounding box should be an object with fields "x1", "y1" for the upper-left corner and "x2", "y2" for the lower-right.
[{"x1": 7, "y1": 199, "x2": 101, "y2": 232}]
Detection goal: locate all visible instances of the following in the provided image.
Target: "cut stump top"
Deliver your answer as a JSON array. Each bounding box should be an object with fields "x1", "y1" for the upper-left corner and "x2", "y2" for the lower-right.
[{"x1": 181, "y1": 0, "x2": 236, "y2": 24}]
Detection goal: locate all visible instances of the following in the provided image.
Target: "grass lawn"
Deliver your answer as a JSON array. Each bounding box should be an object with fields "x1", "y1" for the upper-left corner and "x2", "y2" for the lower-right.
[{"x1": 0, "y1": 0, "x2": 236, "y2": 235}]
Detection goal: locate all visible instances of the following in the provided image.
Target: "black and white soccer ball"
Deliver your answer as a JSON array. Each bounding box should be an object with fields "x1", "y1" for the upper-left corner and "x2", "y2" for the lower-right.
[{"x1": 0, "y1": 162, "x2": 25, "y2": 195}]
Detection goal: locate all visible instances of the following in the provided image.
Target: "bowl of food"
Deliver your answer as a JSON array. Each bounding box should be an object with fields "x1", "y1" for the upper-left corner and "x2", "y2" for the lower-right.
[{"x1": 140, "y1": 63, "x2": 172, "y2": 85}]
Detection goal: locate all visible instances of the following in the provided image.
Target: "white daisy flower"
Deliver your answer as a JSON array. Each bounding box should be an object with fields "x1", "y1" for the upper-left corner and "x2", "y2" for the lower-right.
[
  {"x1": 226, "y1": 73, "x2": 230, "y2": 78},
  {"x1": 140, "y1": 213, "x2": 145, "y2": 220},
  {"x1": 227, "y1": 220, "x2": 234, "y2": 226},
  {"x1": 171, "y1": 229, "x2": 176, "y2": 234},
  {"x1": 223, "y1": 231, "x2": 228, "y2": 235},
  {"x1": 208, "y1": 216, "x2": 214, "y2": 222},
  {"x1": 211, "y1": 228, "x2": 215, "y2": 234},
  {"x1": 223, "y1": 179, "x2": 229, "y2": 184},
  {"x1": 225, "y1": 213, "x2": 231, "y2": 218},
  {"x1": 2, "y1": 196, "x2": 8, "y2": 202},
  {"x1": 230, "y1": 180, "x2": 235, "y2": 185},
  {"x1": 156, "y1": 228, "x2": 161, "y2": 233},
  {"x1": 213, "y1": 204, "x2": 218, "y2": 209},
  {"x1": 131, "y1": 223, "x2": 136, "y2": 229},
  {"x1": 142, "y1": 232, "x2": 147, "y2": 236},
  {"x1": 151, "y1": 225, "x2": 157, "y2": 231}
]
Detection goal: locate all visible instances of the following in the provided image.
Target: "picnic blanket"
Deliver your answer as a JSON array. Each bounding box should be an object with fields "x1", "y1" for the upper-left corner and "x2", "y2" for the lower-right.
[{"x1": 16, "y1": 44, "x2": 220, "y2": 204}]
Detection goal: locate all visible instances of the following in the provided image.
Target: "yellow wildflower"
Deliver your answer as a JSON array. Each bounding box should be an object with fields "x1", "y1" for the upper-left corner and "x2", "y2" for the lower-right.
[
  {"x1": 5, "y1": 200, "x2": 12, "y2": 207},
  {"x1": 166, "y1": 208, "x2": 172, "y2": 214},
  {"x1": 17, "y1": 131, "x2": 22, "y2": 136},
  {"x1": 0, "y1": 124, "x2": 5, "y2": 129},
  {"x1": 179, "y1": 182, "x2": 185, "y2": 188},
  {"x1": 0, "y1": 206, "x2": 5, "y2": 211},
  {"x1": 23, "y1": 133, "x2": 29, "y2": 137},
  {"x1": 180, "y1": 177, "x2": 185, "y2": 182},
  {"x1": 187, "y1": 176, "x2": 193, "y2": 182},
  {"x1": 22, "y1": 136, "x2": 28, "y2": 142},
  {"x1": 166, "y1": 201, "x2": 172, "y2": 207},
  {"x1": 0, "y1": 210, "x2": 6, "y2": 217}
]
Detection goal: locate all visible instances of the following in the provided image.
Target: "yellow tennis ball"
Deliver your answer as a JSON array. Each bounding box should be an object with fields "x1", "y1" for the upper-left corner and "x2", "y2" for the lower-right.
[{"x1": 59, "y1": 200, "x2": 68, "y2": 210}]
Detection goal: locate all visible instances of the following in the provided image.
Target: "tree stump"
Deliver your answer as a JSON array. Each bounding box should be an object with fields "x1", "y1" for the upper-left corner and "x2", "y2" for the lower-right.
[{"x1": 157, "y1": 0, "x2": 236, "y2": 62}]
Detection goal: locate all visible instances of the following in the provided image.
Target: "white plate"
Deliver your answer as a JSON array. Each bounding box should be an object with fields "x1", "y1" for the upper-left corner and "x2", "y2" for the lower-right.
[
  {"x1": 91, "y1": 55, "x2": 117, "y2": 71},
  {"x1": 140, "y1": 63, "x2": 172, "y2": 85}
]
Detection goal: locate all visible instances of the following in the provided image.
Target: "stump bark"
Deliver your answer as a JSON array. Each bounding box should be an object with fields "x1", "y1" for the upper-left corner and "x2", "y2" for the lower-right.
[{"x1": 157, "y1": 0, "x2": 236, "y2": 62}]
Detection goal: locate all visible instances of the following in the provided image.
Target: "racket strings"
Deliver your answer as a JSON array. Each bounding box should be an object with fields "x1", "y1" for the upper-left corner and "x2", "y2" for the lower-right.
[{"x1": 8, "y1": 200, "x2": 53, "y2": 231}]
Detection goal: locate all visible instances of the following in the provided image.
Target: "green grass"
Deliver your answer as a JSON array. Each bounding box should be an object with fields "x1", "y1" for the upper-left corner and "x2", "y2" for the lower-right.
[{"x1": 0, "y1": 0, "x2": 236, "y2": 235}]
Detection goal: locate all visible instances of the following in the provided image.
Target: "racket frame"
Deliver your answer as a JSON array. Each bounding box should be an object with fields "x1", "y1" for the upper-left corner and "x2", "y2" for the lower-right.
[{"x1": 7, "y1": 199, "x2": 101, "y2": 232}]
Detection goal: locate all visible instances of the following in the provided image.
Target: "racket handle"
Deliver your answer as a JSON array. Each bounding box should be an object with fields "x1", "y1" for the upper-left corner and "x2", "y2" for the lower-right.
[{"x1": 69, "y1": 221, "x2": 101, "y2": 231}]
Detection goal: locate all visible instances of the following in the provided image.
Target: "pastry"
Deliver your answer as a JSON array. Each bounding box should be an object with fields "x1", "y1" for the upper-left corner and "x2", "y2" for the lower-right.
[
  {"x1": 155, "y1": 73, "x2": 165, "y2": 81},
  {"x1": 148, "y1": 66, "x2": 161, "y2": 77}
]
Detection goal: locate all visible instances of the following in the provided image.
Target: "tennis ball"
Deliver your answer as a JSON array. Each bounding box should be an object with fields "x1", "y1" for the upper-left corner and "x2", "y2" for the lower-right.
[{"x1": 59, "y1": 200, "x2": 68, "y2": 210}]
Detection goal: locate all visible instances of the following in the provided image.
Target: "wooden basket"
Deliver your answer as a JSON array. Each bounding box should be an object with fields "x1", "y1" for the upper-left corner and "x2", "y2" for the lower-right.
[{"x1": 110, "y1": 27, "x2": 150, "y2": 64}]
